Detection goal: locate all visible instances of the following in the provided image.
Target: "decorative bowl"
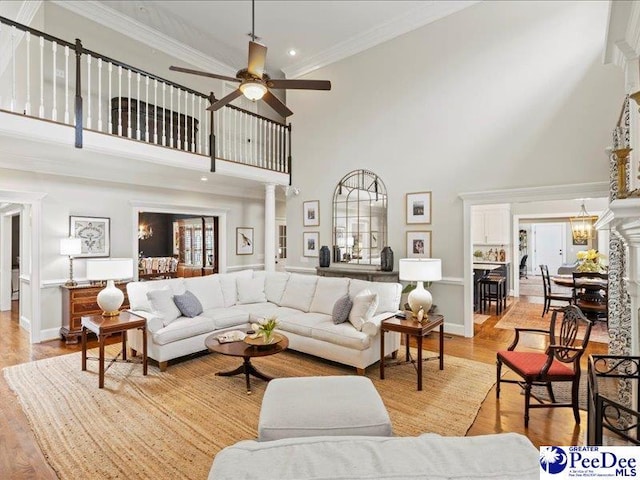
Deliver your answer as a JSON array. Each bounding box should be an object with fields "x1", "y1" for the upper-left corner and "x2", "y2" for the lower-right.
[{"x1": 243, "y1": 332, "x2": 284, "y2": 347}]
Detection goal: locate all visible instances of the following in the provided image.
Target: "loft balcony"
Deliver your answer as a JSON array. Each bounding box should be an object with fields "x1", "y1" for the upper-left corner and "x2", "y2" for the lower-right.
[{"x1": 0, "y1": 15, "x2": 292, "y2": 187}]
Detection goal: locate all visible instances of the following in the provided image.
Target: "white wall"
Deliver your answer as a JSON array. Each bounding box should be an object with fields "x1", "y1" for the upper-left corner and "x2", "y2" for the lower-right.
[
  {"x1": 0, "y1": 166, "x2": 267, "y2": 338},
  {"x1": 287, "y1": 1, "x2": 624, "y2": 330}
]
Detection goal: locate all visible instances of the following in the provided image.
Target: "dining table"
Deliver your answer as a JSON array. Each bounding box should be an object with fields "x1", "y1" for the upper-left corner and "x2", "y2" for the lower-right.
[{"x1": 551, "y1": 274, "x2": 608, "y2": 303}]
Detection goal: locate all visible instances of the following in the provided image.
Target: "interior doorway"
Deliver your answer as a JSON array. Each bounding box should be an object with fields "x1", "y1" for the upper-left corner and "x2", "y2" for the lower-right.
[
  {"x1": 138, "y1": 212, "x2": 219, "y2": 279},
  {"x1": 531, "y1": 222, "x2": 566, "y2": 276}
]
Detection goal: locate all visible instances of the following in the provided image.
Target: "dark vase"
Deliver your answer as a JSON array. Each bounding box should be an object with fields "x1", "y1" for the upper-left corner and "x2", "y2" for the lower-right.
[
  {"x1": 319, "y1": 245, "x2": 331, "y2": 267},
  {"x1": 381, "y1": 246, "x2": 394, "y2": 271},
  {"x1": 333, "y1": 245, "x2": 341, "y2": 263}
]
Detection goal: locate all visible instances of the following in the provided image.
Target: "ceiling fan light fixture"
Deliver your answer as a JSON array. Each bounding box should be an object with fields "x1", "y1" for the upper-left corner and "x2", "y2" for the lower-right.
[{"x1": 240, "y1": 81, "x2": 267, "y2": 101}]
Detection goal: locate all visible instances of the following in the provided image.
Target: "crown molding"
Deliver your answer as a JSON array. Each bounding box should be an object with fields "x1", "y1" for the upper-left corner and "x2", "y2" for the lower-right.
[
  {"x1": 459, "y1": 182, "x2": 610, "y2": 204},
  {"x1": 282, "y1": 0, "x2": 479, "y2": 79},
  {"x1": 50, "y1": 0, "x2": 236, "y2": 77}
]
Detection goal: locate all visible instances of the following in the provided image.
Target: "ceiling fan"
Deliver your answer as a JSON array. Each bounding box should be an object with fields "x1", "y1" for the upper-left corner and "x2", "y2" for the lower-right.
[{"x1": 169, "y1": 0, "x2": 331, "y2": 117}]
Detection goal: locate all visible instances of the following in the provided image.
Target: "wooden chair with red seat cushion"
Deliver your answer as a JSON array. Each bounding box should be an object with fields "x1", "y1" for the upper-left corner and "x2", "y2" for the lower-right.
[{"x1": 496, "y1": 305, "x2": 592, "y2": 427}]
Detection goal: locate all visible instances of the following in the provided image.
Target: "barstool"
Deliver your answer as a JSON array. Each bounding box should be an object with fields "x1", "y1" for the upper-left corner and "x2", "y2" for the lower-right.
[{"x1": 478, "y1": 275, "x2": 506, "y2": 315}]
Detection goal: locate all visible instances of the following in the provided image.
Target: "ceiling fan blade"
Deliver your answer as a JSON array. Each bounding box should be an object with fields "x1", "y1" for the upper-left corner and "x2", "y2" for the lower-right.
[
  {"x1": 262, "y1": 90, "x2": 293, "y2": 117},
  {"x1": 170, "y1": 66, "x2": 240, "y2": 83},
  {"x1": 267, "y1": 79, "x2": 331, "y2": 91},
  {"x1": 207, "y1": 89, "x2": 243, "y2": 111},
  {"x1": 247, "y1": 41, "x2": 267, "y2": 79}
]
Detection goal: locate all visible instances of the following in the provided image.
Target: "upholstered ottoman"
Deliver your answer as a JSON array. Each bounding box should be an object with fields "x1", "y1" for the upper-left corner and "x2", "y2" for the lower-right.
[{"x1": 258, "y1": 376, "x2": 392, "y2": 441}]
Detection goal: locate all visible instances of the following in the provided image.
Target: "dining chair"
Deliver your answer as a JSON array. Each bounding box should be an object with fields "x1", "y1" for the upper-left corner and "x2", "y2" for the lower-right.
[
  {"x1": 540, "y1": 264, "x2": 573, "y2": 316},
  {"x1": 496, "y1": 305, "x2": 592, "y2": 427},
  {"x1": 572, "y1": 272, "x2": 608, "y2": 325}
]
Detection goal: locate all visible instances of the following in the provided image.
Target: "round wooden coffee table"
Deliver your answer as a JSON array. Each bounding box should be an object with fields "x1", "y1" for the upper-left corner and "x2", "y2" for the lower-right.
[{"x1": 205, "y1": 332, "x2": 289, "y2": 394}]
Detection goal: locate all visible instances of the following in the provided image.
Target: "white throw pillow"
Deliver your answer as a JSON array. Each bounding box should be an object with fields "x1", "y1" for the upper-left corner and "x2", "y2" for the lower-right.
[
  {"x1": 237, "y1": 277, "x2": 267, "y2": 304},
  {"x1": 146, "y1": 287, "x2": 181, "y2": 325},
  {"x1": 348, "y1": 289, "x2": 379, "y2": 331}
]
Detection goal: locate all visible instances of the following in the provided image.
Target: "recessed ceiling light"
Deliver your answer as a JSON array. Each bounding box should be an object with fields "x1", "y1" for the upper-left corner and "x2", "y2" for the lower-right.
[
  {"x1": 200, "y1": 176, "x2": 208, "y2": 182},
  {"x1": 288, "y1": 49, "x2": 297, "y2": 56}
]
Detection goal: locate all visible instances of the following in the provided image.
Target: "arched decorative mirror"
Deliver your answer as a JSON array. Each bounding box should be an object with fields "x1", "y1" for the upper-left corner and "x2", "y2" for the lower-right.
[{"x1": 333, "y1": 169, "x2": 387, "y2": 266}]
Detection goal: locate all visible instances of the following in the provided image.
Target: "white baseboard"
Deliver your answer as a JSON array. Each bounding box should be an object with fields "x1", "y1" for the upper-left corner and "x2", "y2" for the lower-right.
[
  {"x1": 444, "y1": 322, "x2": 465, "y2": 337},
  {"x1": 40, "y1": 327, "x2": 62, "y2": 342},
  {"x1": 19, "y1": 315, "x2": 30, "y2": 332}
]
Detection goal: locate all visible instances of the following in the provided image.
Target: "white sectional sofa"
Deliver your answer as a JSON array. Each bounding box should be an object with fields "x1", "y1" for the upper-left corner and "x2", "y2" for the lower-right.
[{"x1": 125, "y1": 270, "x2": 402, "y2": 373}]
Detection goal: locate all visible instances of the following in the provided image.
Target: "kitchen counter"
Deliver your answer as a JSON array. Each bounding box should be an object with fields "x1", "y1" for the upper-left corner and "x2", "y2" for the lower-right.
[
  {"x1": 473, "y1": 263, "x2": 502, "y2": 270},
  {"x1": 473, "y1": 261, "x2": 511, "y2": 265}
]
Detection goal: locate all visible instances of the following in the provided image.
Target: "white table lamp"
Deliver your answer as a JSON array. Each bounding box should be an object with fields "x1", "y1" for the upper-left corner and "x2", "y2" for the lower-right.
[
  {"x1": 60, "y1": 237, "x2": 82, "y2": 287},
  {"x1": 86, "y1": 258, "x2": 134, "y2": 316},
  {"x1": 399, "y1": 258, "x2": 442, "y2": 317}
]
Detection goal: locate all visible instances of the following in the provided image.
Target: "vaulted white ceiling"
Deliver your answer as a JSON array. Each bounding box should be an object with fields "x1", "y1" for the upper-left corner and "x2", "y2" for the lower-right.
[{"x1": 56, "y1": 0, "x2": 478, "y2": 79}]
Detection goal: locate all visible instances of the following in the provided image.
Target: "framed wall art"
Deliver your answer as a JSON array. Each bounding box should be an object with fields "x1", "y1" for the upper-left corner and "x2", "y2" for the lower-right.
[
  {"x1": 69, "y1": 216, "x2": 110, "y2": 258},
  {"x1": 406, "y1": 192, "x2": 432, "y2": 224},
  {"x1": 303, "y1": 200, "x2": 320, "y2": 227},
  {"x1": 303, "y1": 231, "x2": 319, "y2": 257},
  {"x1": 236, "y1": 227, "x2": 254, "y2": 255},
  {"x1": 406, "y1": 231, "x2": 432, "y2": 258}
]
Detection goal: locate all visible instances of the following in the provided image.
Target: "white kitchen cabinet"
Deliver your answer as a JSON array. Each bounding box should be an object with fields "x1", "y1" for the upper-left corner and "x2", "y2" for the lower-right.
[{"x1": 472, "y1": 204, "x2": 511, "y2": 245}]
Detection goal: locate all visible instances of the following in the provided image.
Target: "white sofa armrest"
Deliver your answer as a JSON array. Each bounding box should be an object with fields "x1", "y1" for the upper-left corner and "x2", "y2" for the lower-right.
[
  {"x1": 361, "y1": 312, "x2": 396, "y2": 337},
  {"x1": 127, "y1": 310, "x2": 164, "y2": 333}
]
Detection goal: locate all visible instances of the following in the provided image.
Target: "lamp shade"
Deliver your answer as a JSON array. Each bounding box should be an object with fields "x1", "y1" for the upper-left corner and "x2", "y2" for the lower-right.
[
  {"x1": 86, "y1": 258, "x2": 134, "y2": 281},
  {"x1": 60, "y1": 237, "x2": 82, "y2": 256},
  {"x1": 399, "y1": 258, "x2": 442, "y2": 282}
]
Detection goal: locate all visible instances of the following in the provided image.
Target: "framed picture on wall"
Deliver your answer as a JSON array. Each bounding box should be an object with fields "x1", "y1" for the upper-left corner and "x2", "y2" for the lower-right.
[
  {"x1": 69, "y1": 216, "x2": 110, "y2": 258},
  {"x1": 303, "y1": 200, "x2": 320, "y2": 227},
  {"x1": 406, "y1": 231, "x2": 432, "y2": 258},
  {"x1": 303, "y1": 232, "x2": 319, "y2": 257},
  {"x1": 236, "y1": 227, "x2": 254, "y2": 255},
  {"x1": 406, "y1": 192, "x2": 432, "y2": 224}
]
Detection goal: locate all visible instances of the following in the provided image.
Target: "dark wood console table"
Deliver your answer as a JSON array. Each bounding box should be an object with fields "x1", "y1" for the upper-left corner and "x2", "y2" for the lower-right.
[
  {"x1": 61, "y1": 283, "x2": 130, "y2": 344},
  {"x1": 110, "y1": 97, "x2": 199, "y2": 152},
  {"x1": 316, "y1": 267, "x2": 399, "y2": 283}
]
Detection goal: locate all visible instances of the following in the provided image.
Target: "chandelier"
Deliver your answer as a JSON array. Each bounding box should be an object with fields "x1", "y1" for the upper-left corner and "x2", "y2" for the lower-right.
[
  {"x1": 569, "y1": 202, "x2": 597, "y2": 243},
  {"x1": 138, "y1": 224, "x2": 153, "y2": 240}
]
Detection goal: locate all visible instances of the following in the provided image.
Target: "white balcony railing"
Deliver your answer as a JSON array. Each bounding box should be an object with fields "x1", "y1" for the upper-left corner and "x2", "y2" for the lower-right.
[{"x1": 0, "y1": 15, "x2": 291, "y2": 176}]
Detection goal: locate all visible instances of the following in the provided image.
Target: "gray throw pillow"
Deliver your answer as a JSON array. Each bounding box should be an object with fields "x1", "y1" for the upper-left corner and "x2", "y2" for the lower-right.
[
  {"x1": 173, "y1": 290, "x2": 203, "y2": 318},
  {"x1": 332, "y1": 294, "x2": 353, "y2": 324}
]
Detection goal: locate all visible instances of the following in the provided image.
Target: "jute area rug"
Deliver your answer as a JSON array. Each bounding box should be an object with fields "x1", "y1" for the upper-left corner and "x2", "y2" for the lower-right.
[
  {"x1": 494, "y1": 301, "x2": 609, "y2": 344},
  {"x1": 4, "y1": 346, "x2": 496, "y2": 480}
]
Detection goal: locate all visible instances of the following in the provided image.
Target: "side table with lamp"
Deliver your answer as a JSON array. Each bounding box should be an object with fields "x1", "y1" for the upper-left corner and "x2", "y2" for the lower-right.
[
  {"x1": 80, "y1": 258, "x2": 147, "y2": 388},
  {"x1": 380, "y1": 258, "x2": 444, "y2": 391}
]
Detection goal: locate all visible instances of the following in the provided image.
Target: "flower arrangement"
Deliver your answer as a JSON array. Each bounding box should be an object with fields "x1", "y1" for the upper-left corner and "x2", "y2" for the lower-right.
[
  {"x1": 250, "y1": 316, "x2": 279, "y2": 344},
  {"x1": 576, "y1": 249, "x2": 607, "y2": 273}
]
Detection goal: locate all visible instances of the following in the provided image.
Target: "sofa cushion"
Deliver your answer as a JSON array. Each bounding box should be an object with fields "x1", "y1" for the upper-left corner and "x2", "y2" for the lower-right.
[
  {"x1": 237, "y1": 277, "x2": 267, "y2": 304},
  {"x1": 127, "y1": 278, "x2": 186, "y2": 312},
  {"x1": 348, "y1": 289, "x2": 378, "y2": 331},
  {"x1": 254, "y1": 271, "x2": 291, "y2": 305},
  {"x1": 184, "y1": 275, "x2": 225, "y2": 310},
  {"x1": 235, "y1": 302, "x2": 280, "y2": 318},
  {"x1": 173, "y1": 290, "x2": 203, "y2": 318},
  {"x1": 349, "y1": 279, "x2": 401, "y2": 315},
  {"x1": 332, "y1": 294, "x2": 353, "y2": 324},
  {"x1": 202, "y1": 306, "x2": 251, "y2": 330},
  {"x1": 146, "y1": 287, "x2": 182, "y2": 325},
  {"x1": 151, "y1": 315, "x2": 216, "y2": 346},
  {"x1": 309, "y1": 277, "x2": 350, "y2": 315},
  {"x1": 311, "y1": 321, "x2": 372, "y2": 351},
  {"x1": 278, "y1": 312, "x2": 330, "y2": 337},
  {"x1": 279, "y1": 274, "x2": 318, "y2": 312},
  {"x1": 220, "y1": 270, "x2": 253, "y2": 307}
]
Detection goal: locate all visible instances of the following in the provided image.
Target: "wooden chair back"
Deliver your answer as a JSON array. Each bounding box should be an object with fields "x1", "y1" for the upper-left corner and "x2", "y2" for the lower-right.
[{"x1": 549, "y1": 305, "x2": 592, "y2": 365}]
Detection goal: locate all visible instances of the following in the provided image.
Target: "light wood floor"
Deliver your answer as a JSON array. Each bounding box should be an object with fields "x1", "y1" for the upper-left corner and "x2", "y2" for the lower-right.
[{"x1": 1, "y1": 297, "x2": 608, "y2": 479}]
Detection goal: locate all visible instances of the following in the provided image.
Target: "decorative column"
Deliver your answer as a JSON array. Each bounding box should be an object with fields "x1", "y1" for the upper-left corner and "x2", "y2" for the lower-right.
[{"x1": 264, "y1": 183, "x2": 276, "y2": 272}]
